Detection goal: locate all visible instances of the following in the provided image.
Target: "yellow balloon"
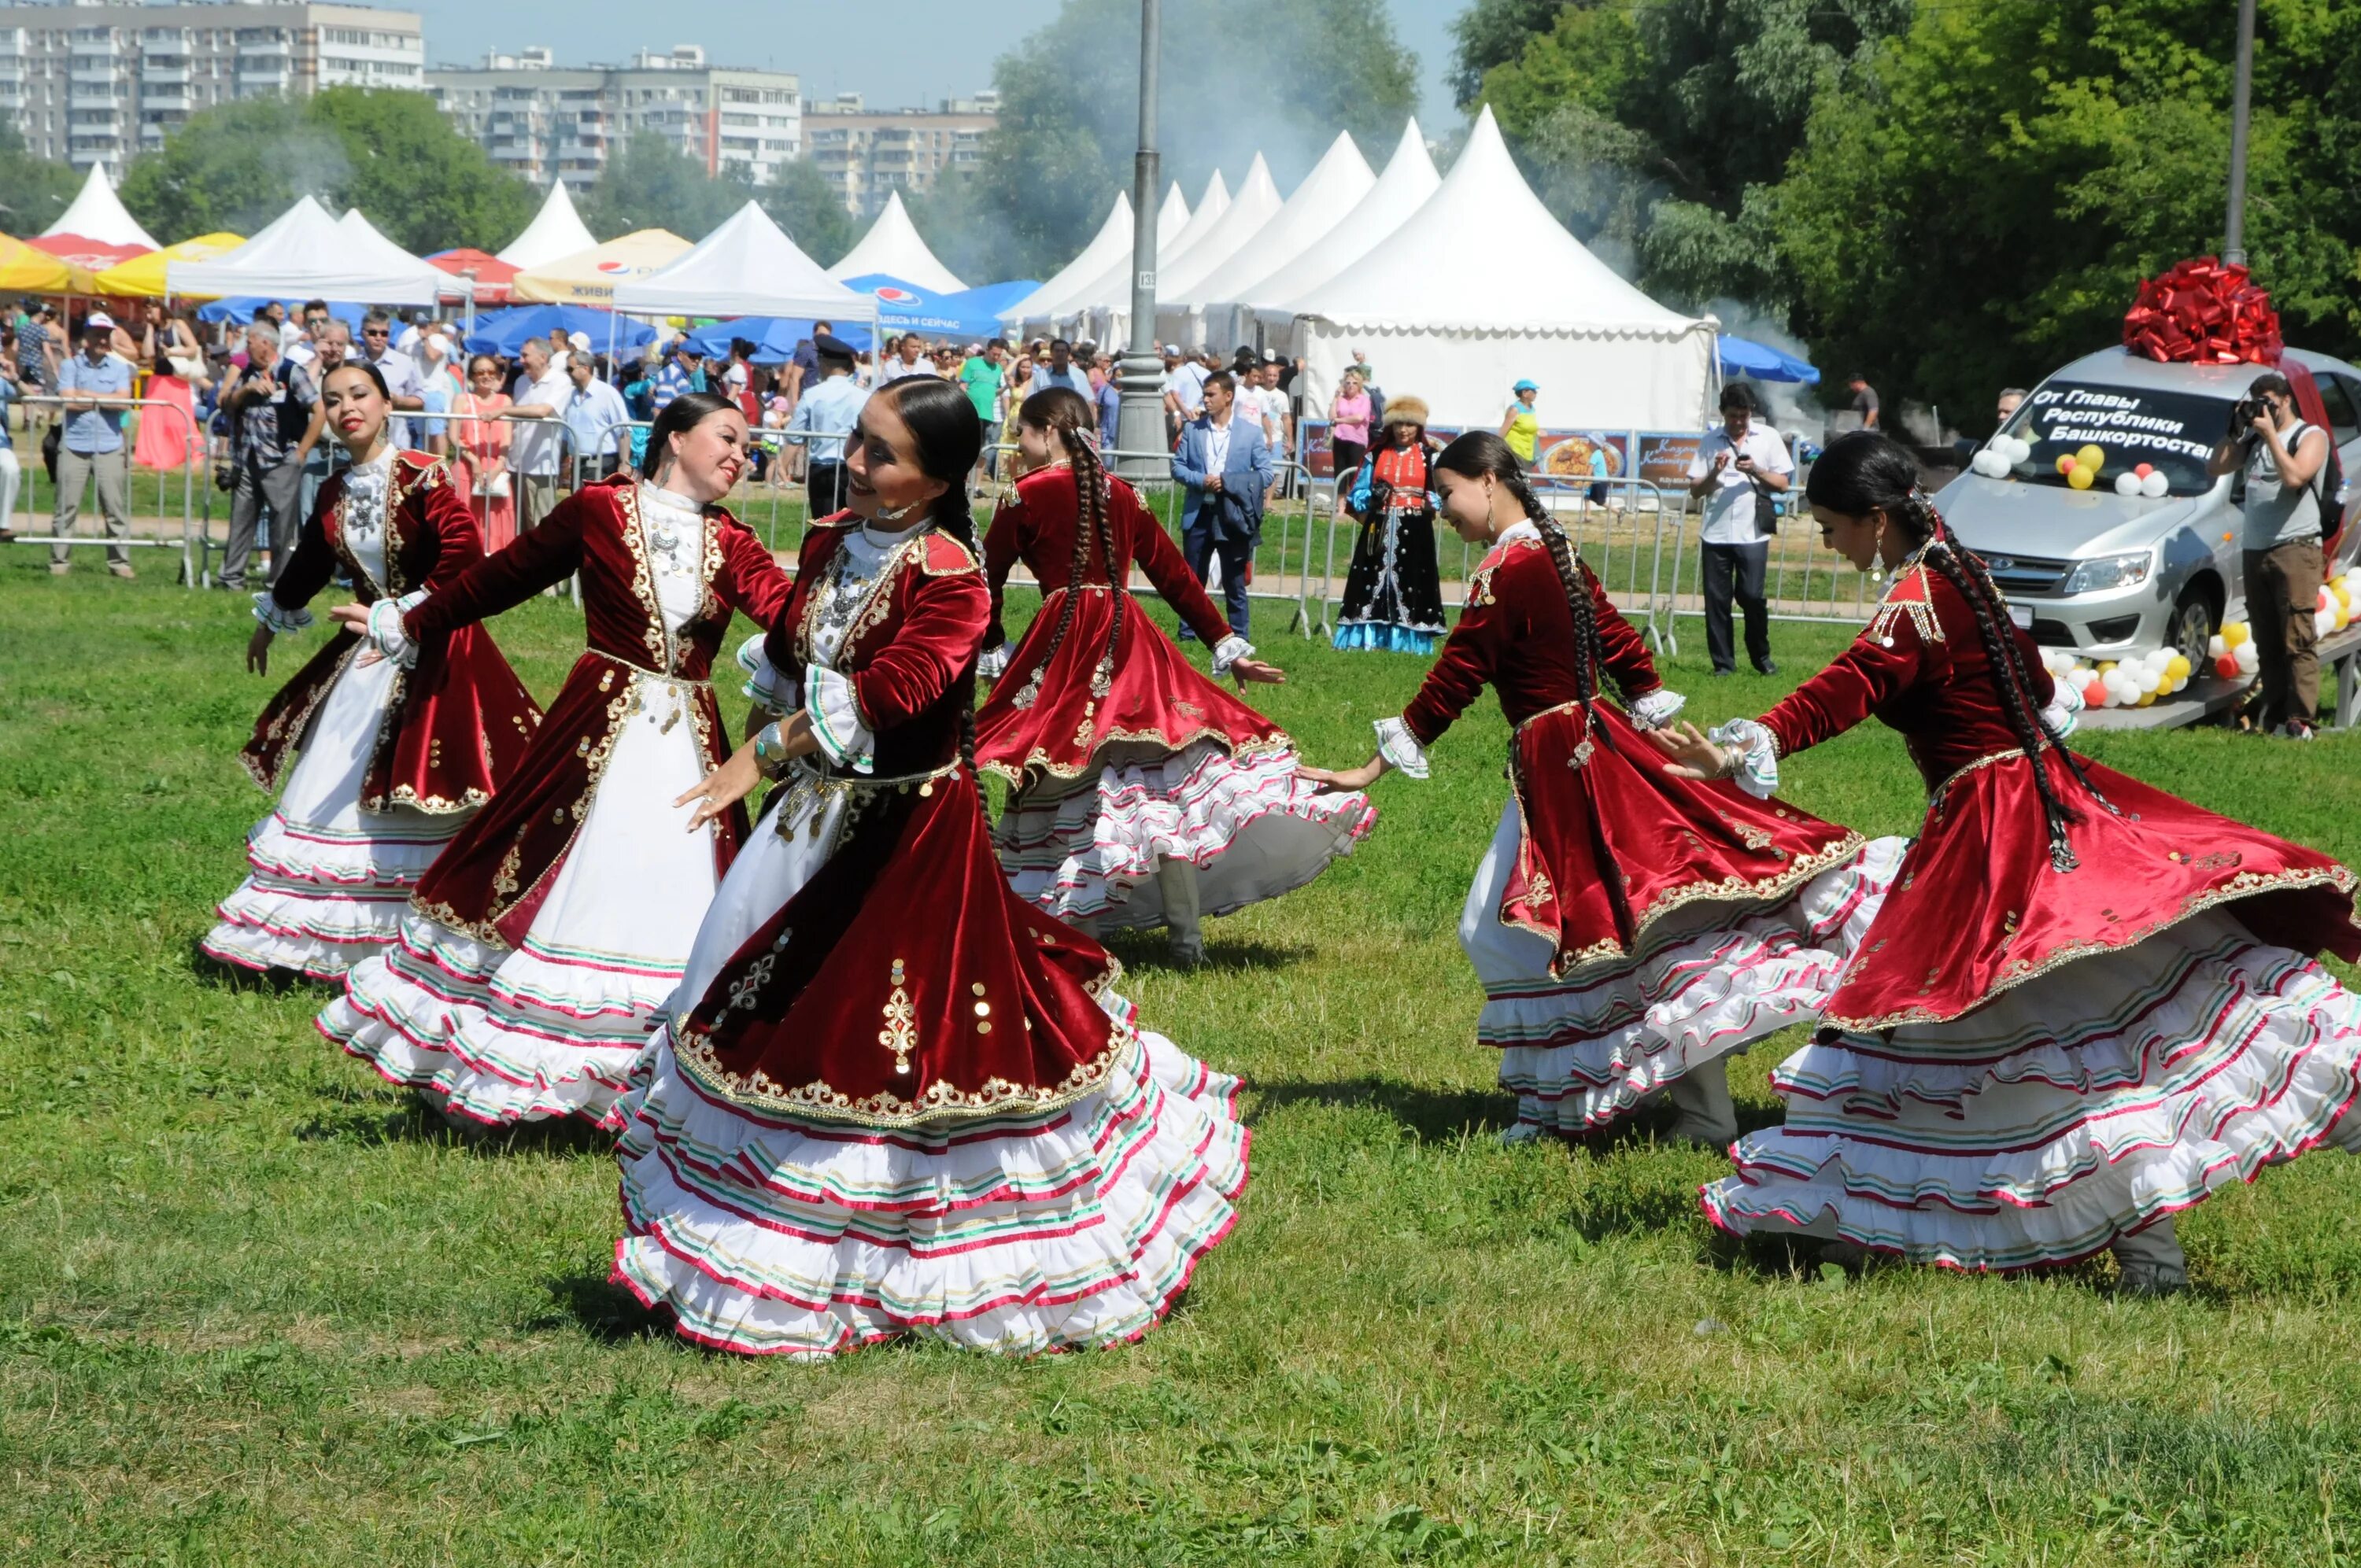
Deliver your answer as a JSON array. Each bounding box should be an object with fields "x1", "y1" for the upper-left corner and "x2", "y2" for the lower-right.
[
  {"x1": 2136, "y1": 688, "x2": 2156, "y2": 707},
  {"x1": 2223, "y1": 622, "x2": 2252, "y2": 648},
  {"x1": 2165, "y1": 654, "x2": 2191, "y2": 681},
  {"x1": 2067, "y1": 464, "x2": 2096, "y2": 490},
  {"x1": 2076, "y1": 445, "x2": 2106, "y2": 473},
  {"x1": 2097, "y1": 660, "x2": 2116, "y2": 675}
]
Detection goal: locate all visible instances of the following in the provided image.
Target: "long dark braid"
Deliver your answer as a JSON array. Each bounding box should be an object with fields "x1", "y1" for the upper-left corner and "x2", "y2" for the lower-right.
[
  {"x1": 1813, "y1": 432, "x2": 2108, "y2": 873},
  {"x1": 1007, "y1": 386, "x2": 1113, "y2": 688}
]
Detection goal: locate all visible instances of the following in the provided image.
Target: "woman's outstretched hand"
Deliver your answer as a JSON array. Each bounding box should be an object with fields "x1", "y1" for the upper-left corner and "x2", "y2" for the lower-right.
[
  {"x1": 1229, "y1": 656, "x2": 1286, "y2": 687},
  {"x1": 1650, "y1": 721, "x2": 1729, "y2": 781},
  {"x1": 676, "y1": 746, "x2": 765, "y2": 832},
  {"x1": 1296, "y1": 754, "x2": 1384, "y2": 792},
  {"x1": 326, "y1": 603, "x2": 370, "y2": 633},
  {"x1": 245, "y1": 623, "x2": 273, "y2": 676}
]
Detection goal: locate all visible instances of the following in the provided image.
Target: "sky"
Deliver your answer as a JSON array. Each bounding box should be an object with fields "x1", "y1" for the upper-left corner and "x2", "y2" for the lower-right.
[{"x1": 406, "y1": 0, "x2": 1462, "y2": 124}]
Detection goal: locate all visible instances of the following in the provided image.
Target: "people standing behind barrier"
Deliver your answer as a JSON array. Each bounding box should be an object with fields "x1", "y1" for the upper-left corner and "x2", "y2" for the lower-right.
[
  {"x1": 1499, "y1": 379, "x2": 1541, "y2": 469},
  {"x1": 960, "y1": 338, "x2": 1008, "y2": 481},
  {"x1": 1163, "y1": 343, "x2": 1208, "y2": 438},
  {"x1": 1090, "y1": 350, "x2": 1121, "y2": 452},
  {"x1": 131, "y1": 303, "x2": 205, "y2": 474},
  {"x1": 1036, "y1": 337, "x2": 1091, "y2": 399},
  {"x1": 879, "y1": 332, "x2": 933, "y2": 385},
  {"x1": 1688, "y1": 383, "x2": 1793, "y2": 678},
  {"x1": 290, "y1": 323, "x2": 353, "y2": 524},
  {"x1": 501, "y1": 338, "x2": 572, "y2": 535},
  {"x1": 2209, "y1": 370, "x2": 2334, "y2": 740},
  {"x1": 447, "y1": 353, "x2": 515, "y2": 552},
  {"x1": 0, "y1": 349, "x2": 20, "y2": 543},
  {"x1": 413, "y1": 333, "x2": 460, "y2": 459},
  {"x1": 212, "y1": 320, "x2": 312, "y2": 592},
  {"x1": 1329, "y1": 369, "x2": 1373, "y2": 493},
  {"x1": 782, "y1": 320, "x2": 826, "y2": 412},
  {"x1": 648, "y1": 336, "x2": 700, "y2": 415},
  {"x1": 785, "y1": 331, "x2": 869, "y2": 518},
  {"x1": 357, "y1": 311, "x2": 425, "y2": 451},
  {"x1": 1334, "y1": 396, "x2": 1447, "y2": 655},
  {"x1": 18, "y1": 301, "x2": 58, "y2": 409},
  {"x1": 1173, "y1": 371, "x2": 1273, "y2": 641},
  {"x1": 557, "y1": 352, "x2": 634, "y2": 490}
]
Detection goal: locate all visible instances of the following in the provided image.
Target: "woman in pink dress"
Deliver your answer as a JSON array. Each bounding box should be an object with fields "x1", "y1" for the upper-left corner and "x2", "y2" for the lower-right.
[
  {"x1": 131, "y1": 303, "x2": 205, "y2": 472},
  {"x1": 448, "y1": 352, "x2": 515, "y2": 552}
]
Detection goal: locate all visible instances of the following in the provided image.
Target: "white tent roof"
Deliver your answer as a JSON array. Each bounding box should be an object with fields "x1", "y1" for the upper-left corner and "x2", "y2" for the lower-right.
[
  {"x1": 1007, "y1": 181, "x2": 1192, "y2": 331},
  {"x1": 997, "y1": 192, "x2": 1132, "y2": 328},
  {"x1": 1152, "y1": 153, "x2": 1285, "y2": 304},
  {"x1": 1053, "y1": 172, "x2": 1228, "y2": 332},
  {"x1": 42, "y1": 161, "x2": 157, "y2": 249},
  {"x1": 827, "y1": 190, "x2": 965, "y2": 293},
  {"x1": 497, "y1": 181, "x2": 598, "y2": 271},
  {"x1": 1243, "y1": 119, "x2": 1437, "y2": 312},
  {"x1": 1185, "y1": 132, "x2": 1373, "y2": 309},
  {"x1": 171, "y1": 195, "x2": 450, "y2": 305},
  {"x1": 611, "y1": 201, "x2": 868, "y2": 319},
  {"x1": 1155, "y1": 171, "x2": 1230, "y2": 279}
]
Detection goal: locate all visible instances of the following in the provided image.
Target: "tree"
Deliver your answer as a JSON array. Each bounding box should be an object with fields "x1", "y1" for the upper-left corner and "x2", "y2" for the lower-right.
[
  {"x1": 955, "y1": 0, "x2": 1420, "y2": 282},
  {"x1": 1772, "y1": 0, "x2": 2361, "y2": 426},
  {"x1": 576, "y1": 133, "x2": 748, "y2": 242},
  {"x1": 757, "y1": 157, "x2": 853, "y2": 268},
  {"x1": 119, "y1": 89, "x2": 530, "y2": 253},
  {"x1": 0, "y1": 122, "x2": 82, "y2": 235}
]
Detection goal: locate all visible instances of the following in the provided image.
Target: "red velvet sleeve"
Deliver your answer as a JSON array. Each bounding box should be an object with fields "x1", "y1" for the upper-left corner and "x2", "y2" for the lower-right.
[
  {"x1": 1400, "y1": 588, "x2": 1497, "y2": 749},
  {"x1": 714, "y1": 518, "x2": 793, "y2": 626},
  {"x1": 405, "y1": 489, "x2": 588, "y2": 640},
  {"x1": 265, "y1": 492, "x2": 341, "y2": 613},
  {"x1": 415, "y1": 469, "x2": 486, "y2": 595},
  {"x1": 850, "y1": 563, "x2": 988, "y2": 732},
  {"x1": 1758, "y1": 624, "x2": 1927, "y2": 758},
  {"x1": 1582, "y1": 558, "x2": 1661, "y2": 697},
  {"x1": 981, "y1": 493, "x2": 1026, "y2": 651},
  {"x1": 1129, "y1": 487, "x2": 1233, "y2": 647}
]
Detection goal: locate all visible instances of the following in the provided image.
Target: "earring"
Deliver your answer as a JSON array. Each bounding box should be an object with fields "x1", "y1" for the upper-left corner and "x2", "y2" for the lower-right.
[{"x1": 1868, "y1": 520, "x2": 1888, "y2": 584}]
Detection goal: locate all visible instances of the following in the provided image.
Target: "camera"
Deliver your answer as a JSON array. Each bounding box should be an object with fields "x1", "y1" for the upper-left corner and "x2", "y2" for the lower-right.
[{"x1": 2229, "y1": 394, "x2": 2270, "y2": 436}]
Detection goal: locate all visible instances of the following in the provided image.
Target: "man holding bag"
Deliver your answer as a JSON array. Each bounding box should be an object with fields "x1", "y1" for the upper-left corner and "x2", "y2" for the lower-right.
[{"x1": 1687, "y1": 383, "x2": 1792, "y2": 677}]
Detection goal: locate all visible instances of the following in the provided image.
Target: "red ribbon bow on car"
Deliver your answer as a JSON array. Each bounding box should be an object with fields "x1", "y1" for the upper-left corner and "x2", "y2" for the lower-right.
[{"x1": 2123, "y1": 256, "x2": 2284, "y2": 366}]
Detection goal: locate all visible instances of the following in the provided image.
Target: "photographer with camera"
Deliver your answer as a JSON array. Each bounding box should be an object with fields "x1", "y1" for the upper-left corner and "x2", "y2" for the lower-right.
[
  {"x1": 1687, "y1": 382, "x2": 1792, "y2": 676},
  {"x1": 2209, "y1": 371, "x2": 2333, "y2": 739}
]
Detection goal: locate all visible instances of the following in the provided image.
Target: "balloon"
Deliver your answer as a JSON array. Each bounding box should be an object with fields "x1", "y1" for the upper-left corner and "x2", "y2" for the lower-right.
[
  {"x1": 2165, "y1": 654, "x2": 2191, "y2": 681},
  {"x1": 2317, "y1": 608, "x2": 2337, "y2": 637},
  {"x1": 2208, "y1": 633, "x2": 2227, "y2": 657},
  {"x1": 2134, "y1": 667, "x2": 2161, "y2": 693},
  {"x1": 2140, "y1": 471, "x2": 2171, "y2": 498},
  {"x1": 2009, "y1": 437, "x2": 2034, "y2": 463},
  {"x1": 2136, "y1": 688, "x2": 2156, "y2": 707},
  {"x1": 2082, "y1": 677, "x2": 2108, "y2": 708},
  {"x1": 2222, "y1": 622, "x2": 2250, "y2": 648},
  {"x1": 2068, "y1": 464, "x2": 2096, "y2": 490},
  {"x1": 2076, "y1": 445, "x2": 2106, "y2": 472},
  {"x1": 2236, "y1": 643, "x2": 2261, "y2": 671},
  {"x1": 2056, "y1": 453, "x2": 2078, "y2": 475},
  {"x1": 2134, "y1": 463, "x2": 2154, "y2": 478},
  {"x1": 2097, "y1": 660, "x2": 2117, "y2": 675},
  {"x1": 2215, "y1": 652, "x2": 2241, "y2": 679},
  {"x1": 2114, "y1": 471, "x2": 2141, "y2": 496}
]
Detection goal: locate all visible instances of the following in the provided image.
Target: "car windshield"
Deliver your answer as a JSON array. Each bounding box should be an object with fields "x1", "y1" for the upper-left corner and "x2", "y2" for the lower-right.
[{"x1": 1997, "y1": 380, "x2": 2229, "y2": 496}]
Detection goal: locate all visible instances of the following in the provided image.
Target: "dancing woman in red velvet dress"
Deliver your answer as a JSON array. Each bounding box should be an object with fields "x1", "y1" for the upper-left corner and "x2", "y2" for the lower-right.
[
  {"x1": 320, "y1": 392, "x2": 794, "y2": 1131},
  {"x1": 1660, "y1": 434, "x2": 2361, "y2": 1293},
  {"x1": 1299, "y1": 434, "x2": 1904, "y2": 1146},
  {"x1": 203, "y1": 362, "x2": 540, "y2": 982},
  {"x1": 614, "y1": 378, "x2": 1247, "y2": 1356},
  {"x1": 977, "y1": 386, "x2": 1373, "y2": 964}
]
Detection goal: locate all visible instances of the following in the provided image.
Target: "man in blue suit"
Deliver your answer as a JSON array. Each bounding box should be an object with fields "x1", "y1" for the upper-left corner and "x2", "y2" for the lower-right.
[{"x1": 1170, "y1": 371, "x2": 1274, "y2": 640}]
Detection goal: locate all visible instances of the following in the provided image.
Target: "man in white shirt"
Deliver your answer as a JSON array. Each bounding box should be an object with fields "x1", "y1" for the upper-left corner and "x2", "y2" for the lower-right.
[
  {"x1": 500, "y1": 338, "x2": 575, "y2": 534},
  {"x1": 1686, "y1": 383, "x2": 1794, "y2": 676},
  {"x1": 358, "y1": 309, "x2": 427, "y2": 450},
  {"x1": 1035, "y1": 337, "x2": 1092, "y2": 398},
  {"x1": 1164, "y1": 345, "x2": 1210, "y2": 428},
  {"x1": 879, "y1": 334, "x2": 932, "y2": 385},
  {"x1": 556, "y1": 354, "x2": 634, "y2": 486}
]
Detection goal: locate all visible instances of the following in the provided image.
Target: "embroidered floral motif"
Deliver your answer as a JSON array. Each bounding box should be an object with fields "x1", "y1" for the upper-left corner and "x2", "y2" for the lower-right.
[
  {"x1": 879, "y1": 957, "x2": 917, "y2": 1075},
  {"x1": 728, "y1": 954, "x2": 776, "y2": 1012}
]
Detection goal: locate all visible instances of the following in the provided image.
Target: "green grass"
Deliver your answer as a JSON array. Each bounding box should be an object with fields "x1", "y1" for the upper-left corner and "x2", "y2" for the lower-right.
[{"x1": 10, "y1": 556, "x2": 2361, "y2": 1565}]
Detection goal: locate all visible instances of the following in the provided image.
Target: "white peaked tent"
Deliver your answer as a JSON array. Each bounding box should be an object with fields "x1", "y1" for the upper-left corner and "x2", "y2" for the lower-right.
[
  {"x1": 827, "y1": 190, "x2": 966, "y2": 293},
  {"x1": 999, "y1": 192, "x2": 1133, "y2": 334},
  {"x1": 1146, "y1": 153, "x2": 1286, "y2": 345},
  {"x1": 1069, "y1": 169, "x2": 1229, "y2": 342},
  {"x1": 497, "y1": 181, "x2": 598, "y2": 271},
  {"x1": 1265, "y1": 108, "x2": 1713, "y2": 431},
  {"x1": 172, "y1": 195, "x2": 449, "y2": 304},
  {"x1": 1242, "y1": 119, "x2": 1437, "y2": 323},
  {"x1": 1175, "y1": 132, "x2": 1374, "y2": 349},
  {"x1": 42, "y1": 161, "x2": 158, "y2": 249},
  {"x1": 612, "y1": 201, "x2": 869, "y2": 322}
]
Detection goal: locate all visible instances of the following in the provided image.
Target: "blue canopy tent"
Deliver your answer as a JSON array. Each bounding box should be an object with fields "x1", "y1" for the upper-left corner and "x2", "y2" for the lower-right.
[
  {"x1": 678, "y1": 277, "x2": 1046, "y2": 363},
  {"x1": 680, "y1": 317, "x2": 874, "y2": 360},
  {"x1": 196, "y1": 297, "x2": 369, "y2": 329},
  {"x1": 463, "y1": 304, "x2": 658, "y2": 359},
  {"x1": 1717, "y1": 334, "x2": 1820, "y2": 385}
]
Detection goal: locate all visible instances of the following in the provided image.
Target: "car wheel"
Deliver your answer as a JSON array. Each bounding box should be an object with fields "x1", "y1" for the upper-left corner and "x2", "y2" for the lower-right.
[{"x1": 2169, "y1": 585, "x2": 2217, "y2": 666}]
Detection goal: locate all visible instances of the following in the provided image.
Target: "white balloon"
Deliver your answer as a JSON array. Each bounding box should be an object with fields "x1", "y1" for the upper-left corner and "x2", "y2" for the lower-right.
[
  {"x1": 2140, "y1": 470, "x2": 2171, "y2": 498},
  {"x1": 2236, "y1": 642, "x2": 2261, "y2": 670},
  {"x1": 2317, "y1": 609, "x2": 2337, "y2": 637},
  {"x1": 2114, "y1": 471, "x2": 2141, "y2": 496},
  {"x1": 2007, "y1": 437, "x2": 2033, "y2": 463},
  {"x1": 2208, "y1": 633, "x2": 2227, "y2": 657},
  {"x1": 2135, "y1": 667, "x2": 2161, "y2": 693}
]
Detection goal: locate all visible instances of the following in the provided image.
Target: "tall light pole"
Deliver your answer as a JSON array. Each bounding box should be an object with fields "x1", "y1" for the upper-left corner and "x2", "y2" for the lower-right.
[
  {"x1": 2223, "y1": 0, "x2": 2256, "y2": 265},
  {"x1": 1114, "y1": 0, "x2": 1165, "y2": 477}
]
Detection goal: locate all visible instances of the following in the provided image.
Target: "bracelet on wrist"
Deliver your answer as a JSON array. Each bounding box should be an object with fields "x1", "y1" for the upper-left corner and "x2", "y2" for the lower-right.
[{"x1": 751, "y1": 721, "x2": 790, "y2": 778}]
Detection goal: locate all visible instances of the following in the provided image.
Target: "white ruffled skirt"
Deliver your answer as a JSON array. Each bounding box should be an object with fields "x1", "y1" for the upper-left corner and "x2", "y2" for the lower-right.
[
  {"x1": 203, "y1": 653, "x2": 465, "y2": 981},
  {"x1": 1461, "y1": 796, "x2": 1908, "y2": 1135},
  {"x1": 996, "y1": 740, "x2": 1375, "y2": 928},
  {"x1": 321, "y1": 692, "x2": 717, "y2": 1129},
  {"x1": 609, "y1": 762, "x2": 1251, "y2": 1356},
  {"x1": 1701, "y1": 912, "x2": 2361, "y2": 1269}
]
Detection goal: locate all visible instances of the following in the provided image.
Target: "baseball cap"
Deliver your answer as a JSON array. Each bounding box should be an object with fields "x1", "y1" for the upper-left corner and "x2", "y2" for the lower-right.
[
  {"x1": 83, "y1": 311, "x2": 115, "y2": 333},
  {"x1": 1513, "y1": 378, "x2": 1538, "y2": 393},
  {"x1": 1162, "y1": 344, "x2": 1181, "y2": 356},
  {"x1": 568, "y1": 330, "x2": 591, "y2": 352}
]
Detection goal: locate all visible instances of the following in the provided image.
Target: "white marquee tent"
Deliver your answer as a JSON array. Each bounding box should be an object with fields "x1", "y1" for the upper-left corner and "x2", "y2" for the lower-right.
[
  {"x1": 612, "y1": 201, "x2": 870, "y2": 323},
  {"x1": 1236, "y1": 119, "x2": 1436, "y2": 330},
  {"x1": 827, "y1": 190, "x2": 966, "y2": 293},
  {"x1": 1173, "y1": 131, "x2": 1374, "y2": 350},
  {"x1": 1065, "y1": 169, "x2": 1229, "y2": 344},
  {"x1": 497, "y1": 181, "x2": 598, "y2": 271},
  {"x1": 1006, "y1": 181, "x2": 1189, "y2": 341},
  {"x1": 1140, "y1": 153, "x2": 1286, "y2": 346},
  {"x1": 171, "y1": 194, "x2": 451, "y2": 305},
  {"x1": 43, "y1": 162, "x2": 158, "y2": 249},
  {"x1": 1261, "y1": 108, "x2": 1713, "y2": 432}
]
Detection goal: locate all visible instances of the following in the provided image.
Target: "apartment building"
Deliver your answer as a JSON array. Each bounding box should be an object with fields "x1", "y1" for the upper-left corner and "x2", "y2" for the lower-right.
[
  {"x1": 801, "y1": 90, "x2": 996, "y2": 217},
  {"x1": 0, "y1": 0, "x2": 422, "y2": 167},
  {"x1": 427, "y1": 45, "x2": 801, "y2": 191}
]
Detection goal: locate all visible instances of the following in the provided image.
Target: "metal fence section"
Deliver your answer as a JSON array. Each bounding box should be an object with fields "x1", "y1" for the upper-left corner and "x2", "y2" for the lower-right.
[{"x1": 8, "y1": 396, "x2": 204, "y2": 587}]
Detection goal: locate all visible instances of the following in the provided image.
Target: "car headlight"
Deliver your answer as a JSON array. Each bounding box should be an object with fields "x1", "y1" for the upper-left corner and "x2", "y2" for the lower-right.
[{"x1": 2059, "y1": 551, "x2": 2154, "y2": 596}]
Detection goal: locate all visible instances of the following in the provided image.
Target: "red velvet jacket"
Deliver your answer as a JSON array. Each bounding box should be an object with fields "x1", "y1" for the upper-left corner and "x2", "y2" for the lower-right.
[
  {"x1": 402, "y1": 476, "x2": 794, "y2": 946},
  {"x1": 241, "y1": 451, "x2": 540, "y2": 812}
]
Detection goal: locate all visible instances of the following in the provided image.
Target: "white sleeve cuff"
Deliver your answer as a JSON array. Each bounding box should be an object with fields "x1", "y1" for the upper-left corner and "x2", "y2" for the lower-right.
[
  {"x1": 1374, "y1": 717, "x2": 1431, "y2": 780},
  {"x1": 252, "y1": 592, "x2": 313, "y2": 636},
  {"x1": 737, "y1": 631, "x2": 797, "y2": 715},
  {"x1": 806, "y1": 666, "x2": 875, "y2": 773},
  {"x1": 1210, "y1": 634, "x2": 1254, "y2": 675},
  {"x1": 2041, "y1": 676, "x2": 2083, "y2": 741},
  {"x1": 365, "y1": 589, "x2": 427, "y2": 668},
  {"x1": 1706, "y1": 718, "x2": 1780, "y2": 799},
  {"x1": 977, "y1": 642, "x2": 1013, "y2": 681},
  {"x1": 1627, "y1": 688, "x2": 1687, "y2": 731}
]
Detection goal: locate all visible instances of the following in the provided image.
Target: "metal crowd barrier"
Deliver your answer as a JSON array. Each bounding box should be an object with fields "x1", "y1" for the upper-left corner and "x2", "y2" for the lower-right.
[{"x1": 6, "y1": 395, "x2": 204, "y2": 587}]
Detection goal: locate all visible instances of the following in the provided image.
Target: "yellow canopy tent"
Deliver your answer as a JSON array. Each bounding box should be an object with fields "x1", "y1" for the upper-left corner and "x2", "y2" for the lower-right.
[
  {"x1": 0, "y1": 234, "x2": 98, "y2": 293},
  {"x1": 94, "y1": 232, "x2": 246, "y2": 297},
  {"x1": 508, "y1": 229, "x2": 689, "y2": 305}
]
